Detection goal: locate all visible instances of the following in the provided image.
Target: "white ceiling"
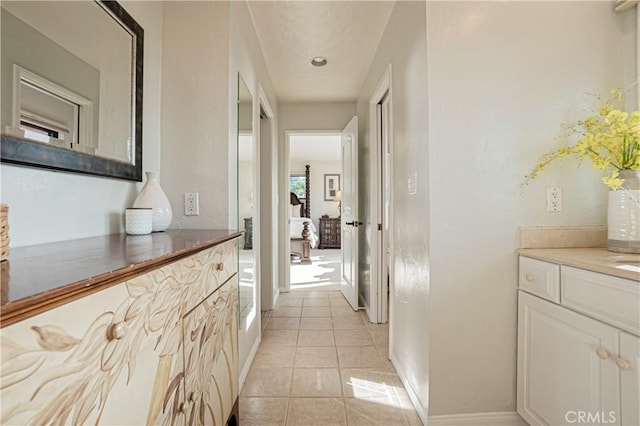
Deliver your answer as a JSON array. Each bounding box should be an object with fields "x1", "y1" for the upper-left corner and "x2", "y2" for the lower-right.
[
  {"x1": 247, "y1": 1, "x2": 395, "y2": 102},
  {"x1": 290, "y1": 135, "x2": 341, "y2": 162}
]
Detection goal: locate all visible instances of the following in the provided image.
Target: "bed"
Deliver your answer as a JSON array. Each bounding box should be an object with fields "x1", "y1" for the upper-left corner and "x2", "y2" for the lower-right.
[{"x1": 290, "y1": 165, "x2": 318, "y2": 263}]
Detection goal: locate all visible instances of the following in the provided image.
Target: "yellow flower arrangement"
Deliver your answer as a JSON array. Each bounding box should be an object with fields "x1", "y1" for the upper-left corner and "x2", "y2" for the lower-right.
[{"x1": 523, "y1": 89, "x2": 640, "y2": 190}]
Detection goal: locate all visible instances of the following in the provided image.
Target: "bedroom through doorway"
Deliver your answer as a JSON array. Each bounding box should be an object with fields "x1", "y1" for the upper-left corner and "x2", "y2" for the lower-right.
[{"x1": 287, "y1": 133, "x2": 343, "y2": 292}]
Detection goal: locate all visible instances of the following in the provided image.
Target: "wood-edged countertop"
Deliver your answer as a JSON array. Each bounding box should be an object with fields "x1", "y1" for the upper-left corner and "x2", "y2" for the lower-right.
[
  {"x1": 518, "y1": 247, "x2": 640, "y2": 281},
  {"x1": 0, "y1": 229, "x2": 242, "y2": 327}
]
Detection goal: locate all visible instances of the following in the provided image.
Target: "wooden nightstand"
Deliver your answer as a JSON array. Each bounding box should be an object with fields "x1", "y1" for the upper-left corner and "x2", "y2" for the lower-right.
[{"x1": 318, "y1": 217, "x2": 341, "y2": 249}]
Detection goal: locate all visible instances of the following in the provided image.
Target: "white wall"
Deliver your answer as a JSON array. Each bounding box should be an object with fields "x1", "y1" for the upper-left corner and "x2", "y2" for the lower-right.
[
  {"x1": 290, "y1": 160, "x2": 341, "y2": 229},
  {"x1": 228, "y1": 0, "x2": 279, "y2": 387},
  {"x1": 0, "y1": 1, "x2": 163, "y2": 247},
  {"x1": 426, "y1": 1, "x2": 636, "y2": 417},
  {"x1": 160, "y1": 1, "x2": 230, "y2": 230},
  {"x1": 277, "y1": 102, "x2": 355, "y2": 287},
  {"x1": 357, "y1": 2, "x2": 429, "y2": 422}
]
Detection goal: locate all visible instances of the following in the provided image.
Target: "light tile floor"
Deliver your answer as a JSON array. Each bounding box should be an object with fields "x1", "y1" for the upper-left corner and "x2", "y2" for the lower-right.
[{"x1": 243, "y1": 290, "x2": 421, "y2": 426}]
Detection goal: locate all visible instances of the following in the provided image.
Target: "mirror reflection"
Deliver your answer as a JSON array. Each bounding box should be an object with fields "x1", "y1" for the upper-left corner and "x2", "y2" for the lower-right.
[
  {"x1": 0, "y1": 0, "x2": 142, "y2": 178},
  {"x1": 237, "y1": 74, "x2": 255, "y2": 330}
]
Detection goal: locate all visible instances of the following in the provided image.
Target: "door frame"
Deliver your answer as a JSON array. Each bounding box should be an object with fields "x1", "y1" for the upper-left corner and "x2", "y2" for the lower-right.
[
  {"x1": 367, "y1": 64, "x2": 393, "y2": 324},
  {"x1": 257, "y1": 83, "x2": 278, "y2": 310},
  {"x1": 237, "y1": 73, "x2": 260, "y2": 390},
  {"x1": 282, "y1": 129, "x2": 342, "y2": 292}
]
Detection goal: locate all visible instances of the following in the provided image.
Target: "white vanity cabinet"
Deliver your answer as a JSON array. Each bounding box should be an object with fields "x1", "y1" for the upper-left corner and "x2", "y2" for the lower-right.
[
  {"x1": 0, "y1": 234, "x2": 239, "y2": 426},
  {"x1": 517, "y1": 256, "x2": 639, "y2": 426}
]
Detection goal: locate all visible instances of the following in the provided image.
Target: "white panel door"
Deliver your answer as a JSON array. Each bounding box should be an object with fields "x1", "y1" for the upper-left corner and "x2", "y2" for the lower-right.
[
  {"x1": 341, "y1": 116, "x2": 359, "y2": 310},
  {"x1": 517, "y1": 292, "x2": 620, "y2": 426},
  {"x1": 620, "y1": 332, "x2": 640, "y2": 426}
]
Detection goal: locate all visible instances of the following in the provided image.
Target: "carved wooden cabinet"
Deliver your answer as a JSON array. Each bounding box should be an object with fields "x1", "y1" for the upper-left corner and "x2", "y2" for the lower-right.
[
  {"x1": 319, "y1": 217, "x2": 341, "y2": 249},
  {"x1": 0, "y1": 236, "x2": 239, "y2": 426}
]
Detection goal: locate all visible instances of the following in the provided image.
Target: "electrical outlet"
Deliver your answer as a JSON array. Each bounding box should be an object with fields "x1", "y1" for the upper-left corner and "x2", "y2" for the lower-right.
[
  {"x1": 185, "y1": 192, "x2": 199, "y2": 216},
  {"x1": 546, "y1": 187, "x2": 561, "y2": 212}
]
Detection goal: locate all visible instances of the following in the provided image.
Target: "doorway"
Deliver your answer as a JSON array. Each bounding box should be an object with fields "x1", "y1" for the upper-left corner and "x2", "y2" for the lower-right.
[{"x1": 284, "y1": 132, "x2": 343, "y2": 293}]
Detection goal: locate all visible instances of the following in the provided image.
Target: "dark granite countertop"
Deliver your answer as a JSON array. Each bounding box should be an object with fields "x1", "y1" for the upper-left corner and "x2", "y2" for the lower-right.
[{"x1": 0, "y1": 229, "x2": 241, "y2": 327}]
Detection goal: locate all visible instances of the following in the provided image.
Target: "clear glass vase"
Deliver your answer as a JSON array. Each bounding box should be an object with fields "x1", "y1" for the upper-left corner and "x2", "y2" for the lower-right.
[{"x1": 607, "y1": 170, "x2": 640, "y2": 254}]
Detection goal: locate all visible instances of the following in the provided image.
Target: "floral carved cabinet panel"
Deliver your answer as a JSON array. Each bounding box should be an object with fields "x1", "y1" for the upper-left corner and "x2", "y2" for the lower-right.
[
  {"x1": 0, "y1": 238, "x2": 239, "y2": 425},
  {"x1": 182, "y1": 276, "x2": 238, "y2": 426}
]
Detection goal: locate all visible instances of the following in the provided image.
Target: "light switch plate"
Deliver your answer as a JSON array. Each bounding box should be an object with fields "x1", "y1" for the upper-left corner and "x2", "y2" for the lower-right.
[{"x1": 408, "y1": 172, "x2": 417, "y2": 195}]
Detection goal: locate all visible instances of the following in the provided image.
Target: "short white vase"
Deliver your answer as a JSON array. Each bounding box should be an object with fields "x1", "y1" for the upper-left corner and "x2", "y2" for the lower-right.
[
  {"x1": 607, "y1": 170, "x2": 640, "y2": 254},
  {"x1": 133, "y1": 171, "x2": 172, "y2": 232}
]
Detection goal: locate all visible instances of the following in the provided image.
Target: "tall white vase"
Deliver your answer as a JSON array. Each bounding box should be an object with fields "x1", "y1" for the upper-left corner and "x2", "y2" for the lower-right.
[
  {"x1": 607, "y1": 170, "x2": 640, "y2": 254},
  {"x1": 133, "y1": 171, "x2": 173, "y2": 232}
]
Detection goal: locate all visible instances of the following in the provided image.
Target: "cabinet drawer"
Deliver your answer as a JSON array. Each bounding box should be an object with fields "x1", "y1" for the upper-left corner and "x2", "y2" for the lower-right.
[
  {"x1": 172, "y1": 239, "x2": 237, "y2": 313},
  {"x1": 561, "y1": 266, "x2": 640, "y2": 337},
  {"x1": 210, "y1": 238, "x2": 237, "y2": 289},
  {"x1": 0, "y1": 283, "x2": 158, "y2": 425},
  {"x1": 519, "y1": 257, "x2": 560, "y2": 303}
]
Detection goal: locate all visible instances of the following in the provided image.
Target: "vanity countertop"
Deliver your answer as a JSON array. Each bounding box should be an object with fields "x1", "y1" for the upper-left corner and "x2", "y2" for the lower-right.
[
  {"x1": 0, "y1": 229, "x2": 242, "y2": 327},
  {"x1": 518, "y1": 247, "x2": 640, "y2": 281}
]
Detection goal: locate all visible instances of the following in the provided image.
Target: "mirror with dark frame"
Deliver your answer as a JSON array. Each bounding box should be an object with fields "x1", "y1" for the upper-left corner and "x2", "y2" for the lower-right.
[
  {"x1": 237, "y1": 74, "x2": 255, "y2": 330},
  {"x1": 0, "y1": 0, "x2": 144, "y2": 181}
]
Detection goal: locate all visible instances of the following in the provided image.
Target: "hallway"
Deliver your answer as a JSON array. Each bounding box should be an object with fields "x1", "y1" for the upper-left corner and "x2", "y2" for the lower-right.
[
  {"x1": 291, "y1": 249, "x2": 341, "y2": 291},
  {"x1": 240, "y1": 289, "x2": 421, "y2": 425}
]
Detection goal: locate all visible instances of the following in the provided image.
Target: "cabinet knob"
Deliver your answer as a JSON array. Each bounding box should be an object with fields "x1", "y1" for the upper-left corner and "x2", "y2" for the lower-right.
[
  {"x1": 615, "y1": 357, "x2": 631, "y2": 371},
  {"x1": 215, "y1": 262, "x2": 224, "y2": 271},
  {"x1": 525, "y1": 273, "x2": 535, "y2": 282},
  {"x1": 107, "y1": 322, "x2": 127, "y2": 340},
  {"x1": 595, "y1": 347, "x2": 610, "y2": 360}
]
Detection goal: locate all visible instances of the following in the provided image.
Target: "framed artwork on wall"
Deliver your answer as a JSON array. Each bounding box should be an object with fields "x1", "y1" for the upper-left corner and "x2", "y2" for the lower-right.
[{"x1": 324, "y1": 174, "x2": 340, "y2": 201}]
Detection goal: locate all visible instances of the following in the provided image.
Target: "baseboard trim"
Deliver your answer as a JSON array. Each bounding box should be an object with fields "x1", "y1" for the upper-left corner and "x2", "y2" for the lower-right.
[
  {"x1": 389, "y1": 353, "x2": 428, "y2": 425},
  {"x1": 428, "y1": 412, "x2": 527, "y2": 426},
  {"x1": 238, "y1": 335, "x2": 261, "y2": 391}
]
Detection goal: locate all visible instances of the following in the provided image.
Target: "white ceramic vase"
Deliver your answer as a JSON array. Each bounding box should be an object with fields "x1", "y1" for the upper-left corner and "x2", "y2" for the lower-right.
[
  {"x1": 133, "y1": 171, "x2": 172, "y2": 232},
  {"x1": 607, "y1": 170, "x2": 640, "y2": 254},
  {"x1": 125, "y1": 208, "x2": 152, "y2": 235}
]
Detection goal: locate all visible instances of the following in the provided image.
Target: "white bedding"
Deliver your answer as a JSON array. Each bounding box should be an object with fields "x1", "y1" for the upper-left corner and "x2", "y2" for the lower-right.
[{"x1": 290, "y1": 217, "x2": 319, "y2": 248}]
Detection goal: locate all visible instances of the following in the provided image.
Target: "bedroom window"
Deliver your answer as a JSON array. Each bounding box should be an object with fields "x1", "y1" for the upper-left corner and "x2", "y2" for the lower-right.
[{"x1": 290, "y1": 174, "x2": 306, "y2": 200}]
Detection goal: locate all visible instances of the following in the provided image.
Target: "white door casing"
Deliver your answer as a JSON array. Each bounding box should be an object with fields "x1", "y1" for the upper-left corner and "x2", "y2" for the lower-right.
[
  {"x1": 367, "y1": 65, "x2": 393, "y2": 324},
  {"x1": 379, "y1": 92, "x2": 391, "y2": 324},
  {"x1": 258, "y1": 82, "x2": 277, "y2": 310},
  {"x1": 341, "y1": 116, "x2": 359, "y2": 311}
]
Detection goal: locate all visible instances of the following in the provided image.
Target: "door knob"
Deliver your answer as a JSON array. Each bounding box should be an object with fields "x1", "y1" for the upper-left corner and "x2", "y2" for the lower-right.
[{"x1": 345, "y1": 221, "x2": 363, "y2": 227}]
